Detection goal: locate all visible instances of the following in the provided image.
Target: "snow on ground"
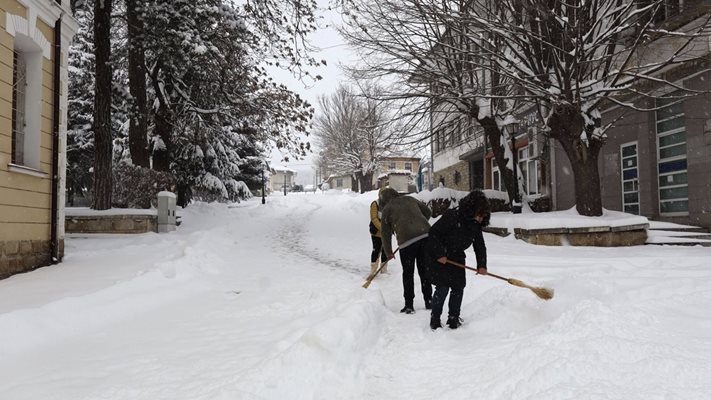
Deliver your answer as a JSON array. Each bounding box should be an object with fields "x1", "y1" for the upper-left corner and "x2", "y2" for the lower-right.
[{"x1": 1, "y1": 191, "x2": 711, "y2": 400}]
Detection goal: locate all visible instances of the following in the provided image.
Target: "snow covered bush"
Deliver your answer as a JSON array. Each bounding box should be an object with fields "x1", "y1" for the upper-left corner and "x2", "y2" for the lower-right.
[{"x1": 112, "y1": 164, "x2": 176, "y2": 209}]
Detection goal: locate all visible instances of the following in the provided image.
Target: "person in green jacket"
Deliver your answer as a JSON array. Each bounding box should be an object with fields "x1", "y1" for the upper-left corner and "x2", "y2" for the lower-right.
[
  {"x1": 369, "y1": 188, "x2": 389, "y2": 275},
  {"x1": 379, "y1": 188, "x2": 433, "y2": 314}
]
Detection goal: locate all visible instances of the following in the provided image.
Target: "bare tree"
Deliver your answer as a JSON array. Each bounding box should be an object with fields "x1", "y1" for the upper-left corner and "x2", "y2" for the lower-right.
[
  {"x1": 314, "y1": 84, "x2": 401, "y2": 193},
  {"x1": 340, "y1": 0, "x2": 711, "y2": 215}
]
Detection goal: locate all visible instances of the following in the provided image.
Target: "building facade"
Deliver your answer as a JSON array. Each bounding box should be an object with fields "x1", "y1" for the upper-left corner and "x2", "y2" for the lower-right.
[
  {"x1": 430, "y1": 2, "x2": 711, "y2": 228},
  {"x1": 375, "y1": 155, "x2": 420, "y2": 193},
  {"x1": 0, "y1": 0, "x2": 77, "y2": 279},
  {"x1": 323, "y1": 173, "x2": 353, "y2": 191},
  {"x1": 269, "y1": 165, "x2": 296, "y2": 193}
]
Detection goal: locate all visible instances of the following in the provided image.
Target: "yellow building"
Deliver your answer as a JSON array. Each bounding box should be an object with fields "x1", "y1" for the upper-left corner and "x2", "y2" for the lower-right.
[{"x1": 0, "y1": 0, "x2": 77, "y2": 279}]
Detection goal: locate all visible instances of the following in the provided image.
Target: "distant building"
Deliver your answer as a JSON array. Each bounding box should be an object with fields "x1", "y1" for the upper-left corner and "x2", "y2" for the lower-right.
[
  {"x1": 269, "y1": 165, "x2": 296, "y2": 193},
  {"x1": 323, "y1": 174, "x2": 353, "y2": 191},
  {"x1": 375, "y1": 155, "x2": 420, "y2": 193}
]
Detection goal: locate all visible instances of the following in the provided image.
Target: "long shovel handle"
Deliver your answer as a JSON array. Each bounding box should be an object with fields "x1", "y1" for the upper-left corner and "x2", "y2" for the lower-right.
[
  {"x1": 445, "y1": 259, "x2": 509, "y2": 282},
  {"x1": 362, "y1": 247, "x2": 399, "y2": 289}
]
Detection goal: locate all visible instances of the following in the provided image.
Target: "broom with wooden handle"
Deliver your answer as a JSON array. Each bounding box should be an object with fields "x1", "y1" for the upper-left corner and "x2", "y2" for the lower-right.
[
  {"x1": 445, "y1": 260, "x2": 554, "y2": 300},
  {"x1": 362, "y1": 248, "x2": 399, "y2": 289}
]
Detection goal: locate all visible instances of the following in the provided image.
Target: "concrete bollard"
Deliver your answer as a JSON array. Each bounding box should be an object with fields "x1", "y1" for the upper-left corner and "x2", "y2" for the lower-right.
[{"x1": 157, "y1": 191, "x2": 177, "y2": 233}]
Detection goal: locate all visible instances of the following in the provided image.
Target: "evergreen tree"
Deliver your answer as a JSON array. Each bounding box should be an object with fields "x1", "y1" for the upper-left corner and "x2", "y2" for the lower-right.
[{"x1": 66, "y1": 2, "x2": 95, "y2": 206}]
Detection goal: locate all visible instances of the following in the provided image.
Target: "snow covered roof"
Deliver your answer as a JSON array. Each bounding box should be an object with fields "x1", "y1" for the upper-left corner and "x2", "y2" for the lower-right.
[{"x1": 270, "y1": 165, "x2": 296, "y2": 174}]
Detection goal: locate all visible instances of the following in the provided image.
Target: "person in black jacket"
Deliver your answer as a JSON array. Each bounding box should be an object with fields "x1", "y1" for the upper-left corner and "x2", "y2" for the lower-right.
[{"x1": 426, "y1": 190, "x2": 490, "y2": 330}]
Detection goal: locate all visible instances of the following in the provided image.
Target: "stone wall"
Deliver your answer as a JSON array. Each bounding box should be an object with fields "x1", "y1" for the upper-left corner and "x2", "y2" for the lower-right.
[
  {"x1": 65, "y1": 215, "x2": 158, "y2": 234},
  {"x1": 0, "y1": 240, "x2": 65, "y2": 279},
  {"x1": 513, "y1": 224, "x2": 648, "y2": 246},
  {"x1": 434, "y1": 161, "x2": 471, "y2": 192}
]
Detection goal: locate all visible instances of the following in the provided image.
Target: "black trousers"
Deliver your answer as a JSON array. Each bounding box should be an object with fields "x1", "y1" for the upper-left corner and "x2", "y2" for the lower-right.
[
  {"x1": 399, "y1": 238, "x2": 432, "y2": 307},
  {"x1": 370, "y1": 236, "x2": 388, "y2": 263},
  {"x1": 431, "y1": 284, "x2": 464, "y2": 320}
]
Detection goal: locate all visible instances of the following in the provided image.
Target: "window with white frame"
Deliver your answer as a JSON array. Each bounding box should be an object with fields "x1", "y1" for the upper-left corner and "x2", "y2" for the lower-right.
[
  {"x1": 6, "y1": 15, "x2": 48, "y2": 172},
  {"x1": 388, "y1": 161, "x2": 396, "y2": 170},
  {"x1": 518, "y1": 144, "x2": 540, "y2": 195},
  {"x1": 404, "y1": 162, "x2": 412, "y2": 171},
  {"x1": 656, "y1": 92, "x2": 688, "y2": 215},
  {"x1": 491, "y1": 157, "x2": 502, "y2": 191}
]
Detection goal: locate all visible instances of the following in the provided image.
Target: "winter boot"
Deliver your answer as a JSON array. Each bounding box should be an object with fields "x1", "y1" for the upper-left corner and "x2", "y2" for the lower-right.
[
  {"x1": 447, "y1": 316, "x2": 462, "y2": 330},
  {"x1": 370, "y1": 261, "x2": 378, "y2": 275},
  {"x1": 380, "y1": 261, "x2": 388, "y2": 274},
  {"x1": 430, "y1": 316, "x2": 441, "y2": 330},
  {"x1": 400, "y1": 304, "x2": 415, "y2": 314}
]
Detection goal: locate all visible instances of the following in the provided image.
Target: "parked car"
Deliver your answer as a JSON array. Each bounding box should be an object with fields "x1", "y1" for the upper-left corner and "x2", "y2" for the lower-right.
[{"x1": 304, "y1": 184, "x2": 317, "y2": 193}]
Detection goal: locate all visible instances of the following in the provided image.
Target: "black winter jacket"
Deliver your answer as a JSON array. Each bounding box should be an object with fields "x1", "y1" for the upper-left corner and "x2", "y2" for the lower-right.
[{"x1": 427, "y1": 207, "x2": 487, "y2": 288}]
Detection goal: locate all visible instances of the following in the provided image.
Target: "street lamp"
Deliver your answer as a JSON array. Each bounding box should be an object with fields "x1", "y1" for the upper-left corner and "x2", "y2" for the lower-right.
[
  {"x1": 261, "y1": 161, "x2": 268, "y2": 205},
  {"x1": 261, "y1": 167, "x2": 266, "y2": 204},
  {"x1": 504, "y1": 120, "x2": 521, "y2": 213}
]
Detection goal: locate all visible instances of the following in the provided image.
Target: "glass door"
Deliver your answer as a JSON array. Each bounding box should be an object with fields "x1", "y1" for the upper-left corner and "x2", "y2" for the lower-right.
[{"x1": 621, "y1": 142, "x2": 640, "y2": 215}]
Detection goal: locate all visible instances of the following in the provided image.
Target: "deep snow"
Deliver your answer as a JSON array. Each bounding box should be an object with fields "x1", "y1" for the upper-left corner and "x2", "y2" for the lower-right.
[{"x1": 1, "y1": 190, "x2": 710, "y2": 400}]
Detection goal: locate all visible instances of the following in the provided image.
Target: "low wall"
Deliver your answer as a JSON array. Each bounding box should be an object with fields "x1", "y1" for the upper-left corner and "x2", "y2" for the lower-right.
[
  {"x1": 65, "y1": 215, "x2": 158, "y2": 234},
  {"x1": 513, "y1": 224, "x2": 649, "y2": 246}
]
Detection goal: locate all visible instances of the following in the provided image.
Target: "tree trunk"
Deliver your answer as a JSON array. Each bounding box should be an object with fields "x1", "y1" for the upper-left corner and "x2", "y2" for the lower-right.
[
  {"x1": 152, "y1": 102, "x2": 172, "y2": 171},
  {"x1": 150, "y1": 61, "x2": 173, "y2": 172},
  {"x1": 477, "y1": 114, "x2": 517, "y2": 207},
  {"x1": 91, "y1": 0, "x2": 112, "y2": 210},
  {"x1": 548, "y1": 105, "x2": 603, "y2": 216},
  {"x1": 126, "y1": 0, "x2": 149, "y2": 168},
  {"x1": 355, "y1": 170, "x2": 374, "y2": 193}
]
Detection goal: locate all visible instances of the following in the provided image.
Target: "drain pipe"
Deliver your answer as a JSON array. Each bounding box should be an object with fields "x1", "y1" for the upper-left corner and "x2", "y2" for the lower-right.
[{"x1": 50, "y1": 14, "x2": 62, "y2": 263}]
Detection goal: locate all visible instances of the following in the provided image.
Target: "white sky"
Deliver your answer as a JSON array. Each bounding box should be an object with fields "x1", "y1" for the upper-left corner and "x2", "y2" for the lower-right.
[
  {"x1": 268, "y1": 0, "x2": 356, "y2": 185},
  {"x1": 2, "y1": 189, "x2": 711, "y2": 399}
]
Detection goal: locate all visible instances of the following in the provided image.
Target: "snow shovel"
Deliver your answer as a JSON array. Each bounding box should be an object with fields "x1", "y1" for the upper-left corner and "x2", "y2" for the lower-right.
[
  {"x1": 362, "y1": 248, "x2": 399, "y2": 289},
  {"x1": 446, "y1": 260, "x2": 554, "y2": 300}
]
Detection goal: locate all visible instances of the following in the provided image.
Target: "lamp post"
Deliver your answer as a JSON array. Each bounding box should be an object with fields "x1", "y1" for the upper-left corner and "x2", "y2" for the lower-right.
[
  {"x1": 504, "y1": 120, "x2": 521, "y2": 213},
  {"x1": 261, "y1": 166, "x2": 266, "y2": 204}
]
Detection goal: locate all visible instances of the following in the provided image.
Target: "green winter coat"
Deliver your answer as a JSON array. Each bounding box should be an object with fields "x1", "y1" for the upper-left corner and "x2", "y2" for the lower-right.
[{"x1": 379, "y1": 188, "x2": 432, "y2": 258}]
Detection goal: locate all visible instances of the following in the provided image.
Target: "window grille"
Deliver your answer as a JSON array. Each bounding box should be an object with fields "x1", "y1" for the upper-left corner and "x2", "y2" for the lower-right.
[{"x1": 12, "y1": 50, "x2": 27, "y2": 165}]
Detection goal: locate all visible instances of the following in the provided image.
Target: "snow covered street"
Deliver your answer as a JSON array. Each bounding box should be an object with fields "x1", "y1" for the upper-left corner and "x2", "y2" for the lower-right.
[{"x1": 1, "y1": 191, "x2": 710, "y2": 400}]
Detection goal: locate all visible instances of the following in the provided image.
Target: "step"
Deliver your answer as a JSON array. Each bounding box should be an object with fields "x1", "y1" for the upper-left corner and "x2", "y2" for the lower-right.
[{"x1": 646, "y1": 229, "x2": 711, "y2": 247}]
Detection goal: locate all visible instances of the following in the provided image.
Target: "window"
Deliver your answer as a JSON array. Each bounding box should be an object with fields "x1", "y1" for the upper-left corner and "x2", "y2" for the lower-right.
[
  {"x1": 656, "y1": 93, "x2": 688, "y2": 215},
  {"x1": 637, "y1": 0, "x2": 683, "y2": 24},
  {"x1": 621, "y1": 142, "x2": 640, "y2": 215},
  {"x1": 5, "y1": 16, "x2": 48, "y2": 172},
  {"x1": 449, "y1": 119, "x2": 460, "y2": 146},
  {"x1": 404, "y1": 162, "x2": 412, "y2": 171},
  {"x1": 491, "y1": 158, "x2": 501, "y2": 191},
  {"x1": 12, "y1": 50, "x2": 27, "y2": 165},
  {"x1": 518, "y1": 146, "x2": 540, "y2": 195},
  {"x1": 336, "y1": 178, "x2": 343, "y2": 187}
]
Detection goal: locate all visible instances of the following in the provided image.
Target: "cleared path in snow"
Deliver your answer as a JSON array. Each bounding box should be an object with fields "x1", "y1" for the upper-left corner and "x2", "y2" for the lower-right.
[{"x1": 0, "y1": 192, "x2": 710, "y2": 400}]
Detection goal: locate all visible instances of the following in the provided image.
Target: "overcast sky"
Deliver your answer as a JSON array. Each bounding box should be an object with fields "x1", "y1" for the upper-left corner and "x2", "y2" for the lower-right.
[{"x1": 268, "y1": 1, "x2": 356, "y2": 185}]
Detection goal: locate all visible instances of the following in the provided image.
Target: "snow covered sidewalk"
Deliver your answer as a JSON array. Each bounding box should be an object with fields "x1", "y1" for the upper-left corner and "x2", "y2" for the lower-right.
[{"x1": 1, "y1": 192, "x2": 710, "y2": 400}]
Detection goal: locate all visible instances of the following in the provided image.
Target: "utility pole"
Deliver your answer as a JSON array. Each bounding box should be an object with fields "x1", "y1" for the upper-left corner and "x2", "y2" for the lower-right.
[{"x1": 283, "y1": 173, "x2": 287, "y2": 196}]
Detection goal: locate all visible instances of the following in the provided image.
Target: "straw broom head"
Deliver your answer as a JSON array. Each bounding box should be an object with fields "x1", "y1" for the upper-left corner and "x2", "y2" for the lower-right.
[{"x1": 507, "y1": 279, "x2": 555, "y2": 300}]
